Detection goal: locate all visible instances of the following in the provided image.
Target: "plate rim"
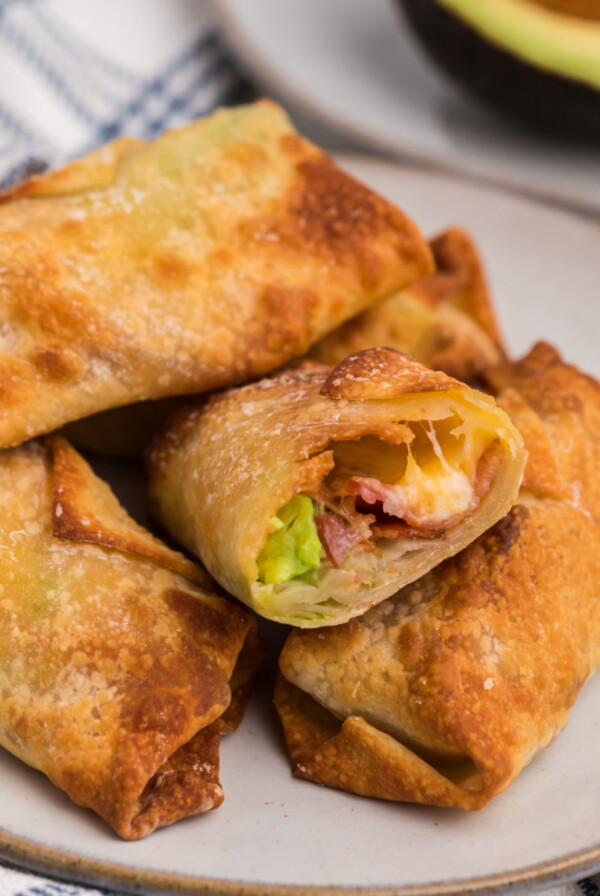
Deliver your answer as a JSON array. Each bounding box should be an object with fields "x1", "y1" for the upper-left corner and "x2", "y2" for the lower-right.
[
  {"x1": 209, "y1": 0, "x2": 600, "y2": 218},
  {"x1": 2, "y1": 157, "x2": 600, "y2": 896},
  {"x1": 2, "y1": 823, "x2": 600, "y2": 896}
]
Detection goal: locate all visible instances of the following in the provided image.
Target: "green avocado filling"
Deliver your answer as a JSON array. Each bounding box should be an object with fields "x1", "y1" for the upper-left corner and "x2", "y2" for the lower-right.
[{"x1": 257, "y1": 495, "x2": 324, "y2": 585}]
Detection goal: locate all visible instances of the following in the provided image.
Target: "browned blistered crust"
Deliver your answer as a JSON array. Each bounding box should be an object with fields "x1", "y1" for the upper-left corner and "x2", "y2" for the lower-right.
[
  {"x1": 412, "y1": 228, "x2": 505, "y2": 352},
  {"x1": 0, "y1": 100, "x2": 432, "y2": 450},
  {"x1": 320, "y1": 346, "x2": 460, "y2": 400},
  {"x1": 148, "y1": 350, "x2": 459, "y2": 486},
  {"x1": 487, "y1": 340, "x2": 600, "y2": 516},
  {"x1": 64, "y1": 229, "x2": 497, "y2": 462},
  {"x1": 275, "y1": 341, "x2": 600, "y2": 809},
  {"x1": 0, "y1": 439, "x2": 264, "y2": 839},
  {"x1": 310, "y1": 228, "x2": 506, "y2": 383},
  {"x1": 48, "y1": 434, "x2": 212, "y2": 588}
]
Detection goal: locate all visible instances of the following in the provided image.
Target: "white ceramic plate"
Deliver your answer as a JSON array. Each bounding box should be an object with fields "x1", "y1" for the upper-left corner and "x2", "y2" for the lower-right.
[
  {"x1": 211, "y1": 0, "x2": 600, "y2": 218},
  {"x1": 1, "y1": 159, "x2": 600, "y2": 896}
]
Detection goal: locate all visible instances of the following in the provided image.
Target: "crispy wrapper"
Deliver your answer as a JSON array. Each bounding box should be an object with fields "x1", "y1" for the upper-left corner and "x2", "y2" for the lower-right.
[
  {"x1": 310, "y1": 228, "x2": 506, "y2": 383},
  {"x1": 146, "y1": 347, "x2": 526, "y2": 627},
  {"x1": 275, "y1": 342, "x2": 600, "y2": 808},
  {"x1": 0, "y1": 100, "x2": 432, "y2": 450},
  {"x1": 0, "y1": 436, "x2": 264, "y2": 839},
  {"x1": 61, "y1": 229, "x2": 496, "y2": 462}
]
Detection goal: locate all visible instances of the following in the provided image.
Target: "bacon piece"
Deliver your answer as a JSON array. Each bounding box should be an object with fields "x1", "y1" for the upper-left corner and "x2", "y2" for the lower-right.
[
  {"x1": 474, "y1": 441, "x2": 503, "y2": 499},
  {"x1": 315, "y1": 513, "x2": 368, "y2": 568},
  {"x1": 346, "y1": 442, "x2": 504, "y2": 532},
  {"x1": 347, "y1": 477, "x2": 408, "y2": 519},
  {"x1": 351, "y1": 494, "x2": 438, "y2": 539},
  {"x1": 348, "y1": 476, "x2": 469, "y2": 531},
  {"x1": 314, "y1": 442, "x2": 503, "y2": 561}
]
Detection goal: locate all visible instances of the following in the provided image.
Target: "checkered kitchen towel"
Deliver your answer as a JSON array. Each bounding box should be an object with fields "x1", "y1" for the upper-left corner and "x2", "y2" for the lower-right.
[
  {"x1": 0, "y1": 2, "x2": 599, "y2": 896},
  {"x1": 0, "y1": 0, "x2": 252, "y2": 187}
]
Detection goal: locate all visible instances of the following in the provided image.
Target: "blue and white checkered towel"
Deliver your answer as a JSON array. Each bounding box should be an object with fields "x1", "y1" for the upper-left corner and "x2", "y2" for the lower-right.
[
  {"x1": 0, "y1": 3, "x2": 598, "y2": 895},
  {"x1": 0, "y1": 0, "x2": 250, "y2": 187}
]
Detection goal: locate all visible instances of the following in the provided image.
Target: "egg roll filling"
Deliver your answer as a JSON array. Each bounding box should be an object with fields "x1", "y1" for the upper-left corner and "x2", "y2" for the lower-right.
[{"x1": 257, "y1": 412, "x2": 502, "y2": 587}]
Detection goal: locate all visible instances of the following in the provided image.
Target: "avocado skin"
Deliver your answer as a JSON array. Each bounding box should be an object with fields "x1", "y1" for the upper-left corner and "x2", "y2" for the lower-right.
[{"x1": 399, "y1": 0, "x2": 600, "y2": 141}]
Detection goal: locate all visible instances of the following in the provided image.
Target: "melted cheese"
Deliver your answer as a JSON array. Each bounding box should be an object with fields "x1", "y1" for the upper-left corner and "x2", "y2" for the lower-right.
[
  {"x1": 391, "y1": 421, "x2": 497, "y2": 527},
  {"x1": 330, "y1": 416, "x2": 497, "y2": 530},
  {"x1": 390, "y1": 453, "x2": 477, "y2": 527}
]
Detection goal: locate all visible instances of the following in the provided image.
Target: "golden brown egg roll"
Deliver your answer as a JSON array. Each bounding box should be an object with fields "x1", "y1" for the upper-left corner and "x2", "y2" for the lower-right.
[
  {"x1": 59, "y1": 229, "x2": 495, "y2": 462},
  {"x1": 0, "y1": 436, "x2": 264, "y2": 839},
  {"x1": 59, "y1": 228, "x2": 500, "y2": 462},
  {"x1": 0, "y1": 100, "x2": 432, "y2": 450},
  {"x1": 56, "y1": 228, "x2": 506, "y2": 466},
  {"x1": 310, "y1": 228, "x2": 506, "y2": 383},
  {"x1": 146, "y1": 347, "x2": 526, "y2": 627},
  {"x1": 275, "y1": 342, "x2": 600, "y2": 809}
]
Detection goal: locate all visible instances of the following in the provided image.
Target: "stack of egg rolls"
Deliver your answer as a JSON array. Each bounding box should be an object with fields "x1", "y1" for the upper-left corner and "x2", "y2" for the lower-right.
[
  {"x1": 3, "y1": 93, "x2": 590, "y2": 834},
  {"x1": 0, "y1": 100, "x2": 448, "y2": 837},
  {"x1": 274, "y1": 342, "x2": 600, "y2": 809},
  {"x1": 60, "y1": 227, "x2": 506, "y2": 459}
]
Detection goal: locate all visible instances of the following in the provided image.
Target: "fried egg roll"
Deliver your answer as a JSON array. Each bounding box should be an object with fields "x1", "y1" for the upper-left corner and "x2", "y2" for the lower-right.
[
  {"x1": 310, "y1": 228, "x2": 506, "y2": 383},
  {"x1": 60, "y1": 229, "x2": 494, "y2": 462},
  {"x1": 146, "y1": 347, "x2": 526, "y2": 626},
  {"x1": 0, "y1": 436, "x2": 264, "y2": 839},
  {"x1": 275, "y1": 342, "x2": 600, "y2": 808},
  {"x1": 0, "y1": 100, "x2": 432, "y2": 450}
]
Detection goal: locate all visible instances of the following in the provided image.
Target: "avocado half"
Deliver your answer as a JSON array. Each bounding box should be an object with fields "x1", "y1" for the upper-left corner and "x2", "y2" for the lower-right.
[{"x1": 399, "y1": 0, "x2": 600, "y2": 140}]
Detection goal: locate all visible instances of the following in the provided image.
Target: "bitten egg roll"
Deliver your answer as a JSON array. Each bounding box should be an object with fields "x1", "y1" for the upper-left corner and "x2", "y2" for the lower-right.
[
  {"x1": 310, "y1": 227, "x2": 506, "y2": 383},
  {"x1": 0, "y1": 100, "x2": 432, "y2": 450},
  {"x1": 275, "y1": 342, "x2": 600, "y2": 808},
  {"x1": 0, "y1": 436, "x2": 264, "y2": 839},
  {"x1": 146, "y1": 347, "x2": 526, "y2": 626}
]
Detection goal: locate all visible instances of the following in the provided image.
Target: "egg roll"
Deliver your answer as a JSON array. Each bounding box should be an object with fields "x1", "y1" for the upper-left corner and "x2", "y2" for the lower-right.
[
  {"x1": 146, "y1": 347, "x2": 526, "y2": 627},
  {"x1": 0, "y1": 100, "x2": 432, "y2": 451},
  {"x1": 310, "y1": 228, "x2": 506, "y2": 383},
  {"x1": 60, "y1": 229, "x2": 498, "y2": 462},
  {"x1": 0, "y1": 436, "x2": 264, "y2": 839},
  {"x1": 275, "y1": 342, "x2": 600, "y2": 808}
]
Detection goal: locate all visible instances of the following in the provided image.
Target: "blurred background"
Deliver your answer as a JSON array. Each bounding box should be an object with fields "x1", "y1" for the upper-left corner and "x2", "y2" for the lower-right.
[{"x1": 1, "y1": 0, "x2": 599, "y2": 217}]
